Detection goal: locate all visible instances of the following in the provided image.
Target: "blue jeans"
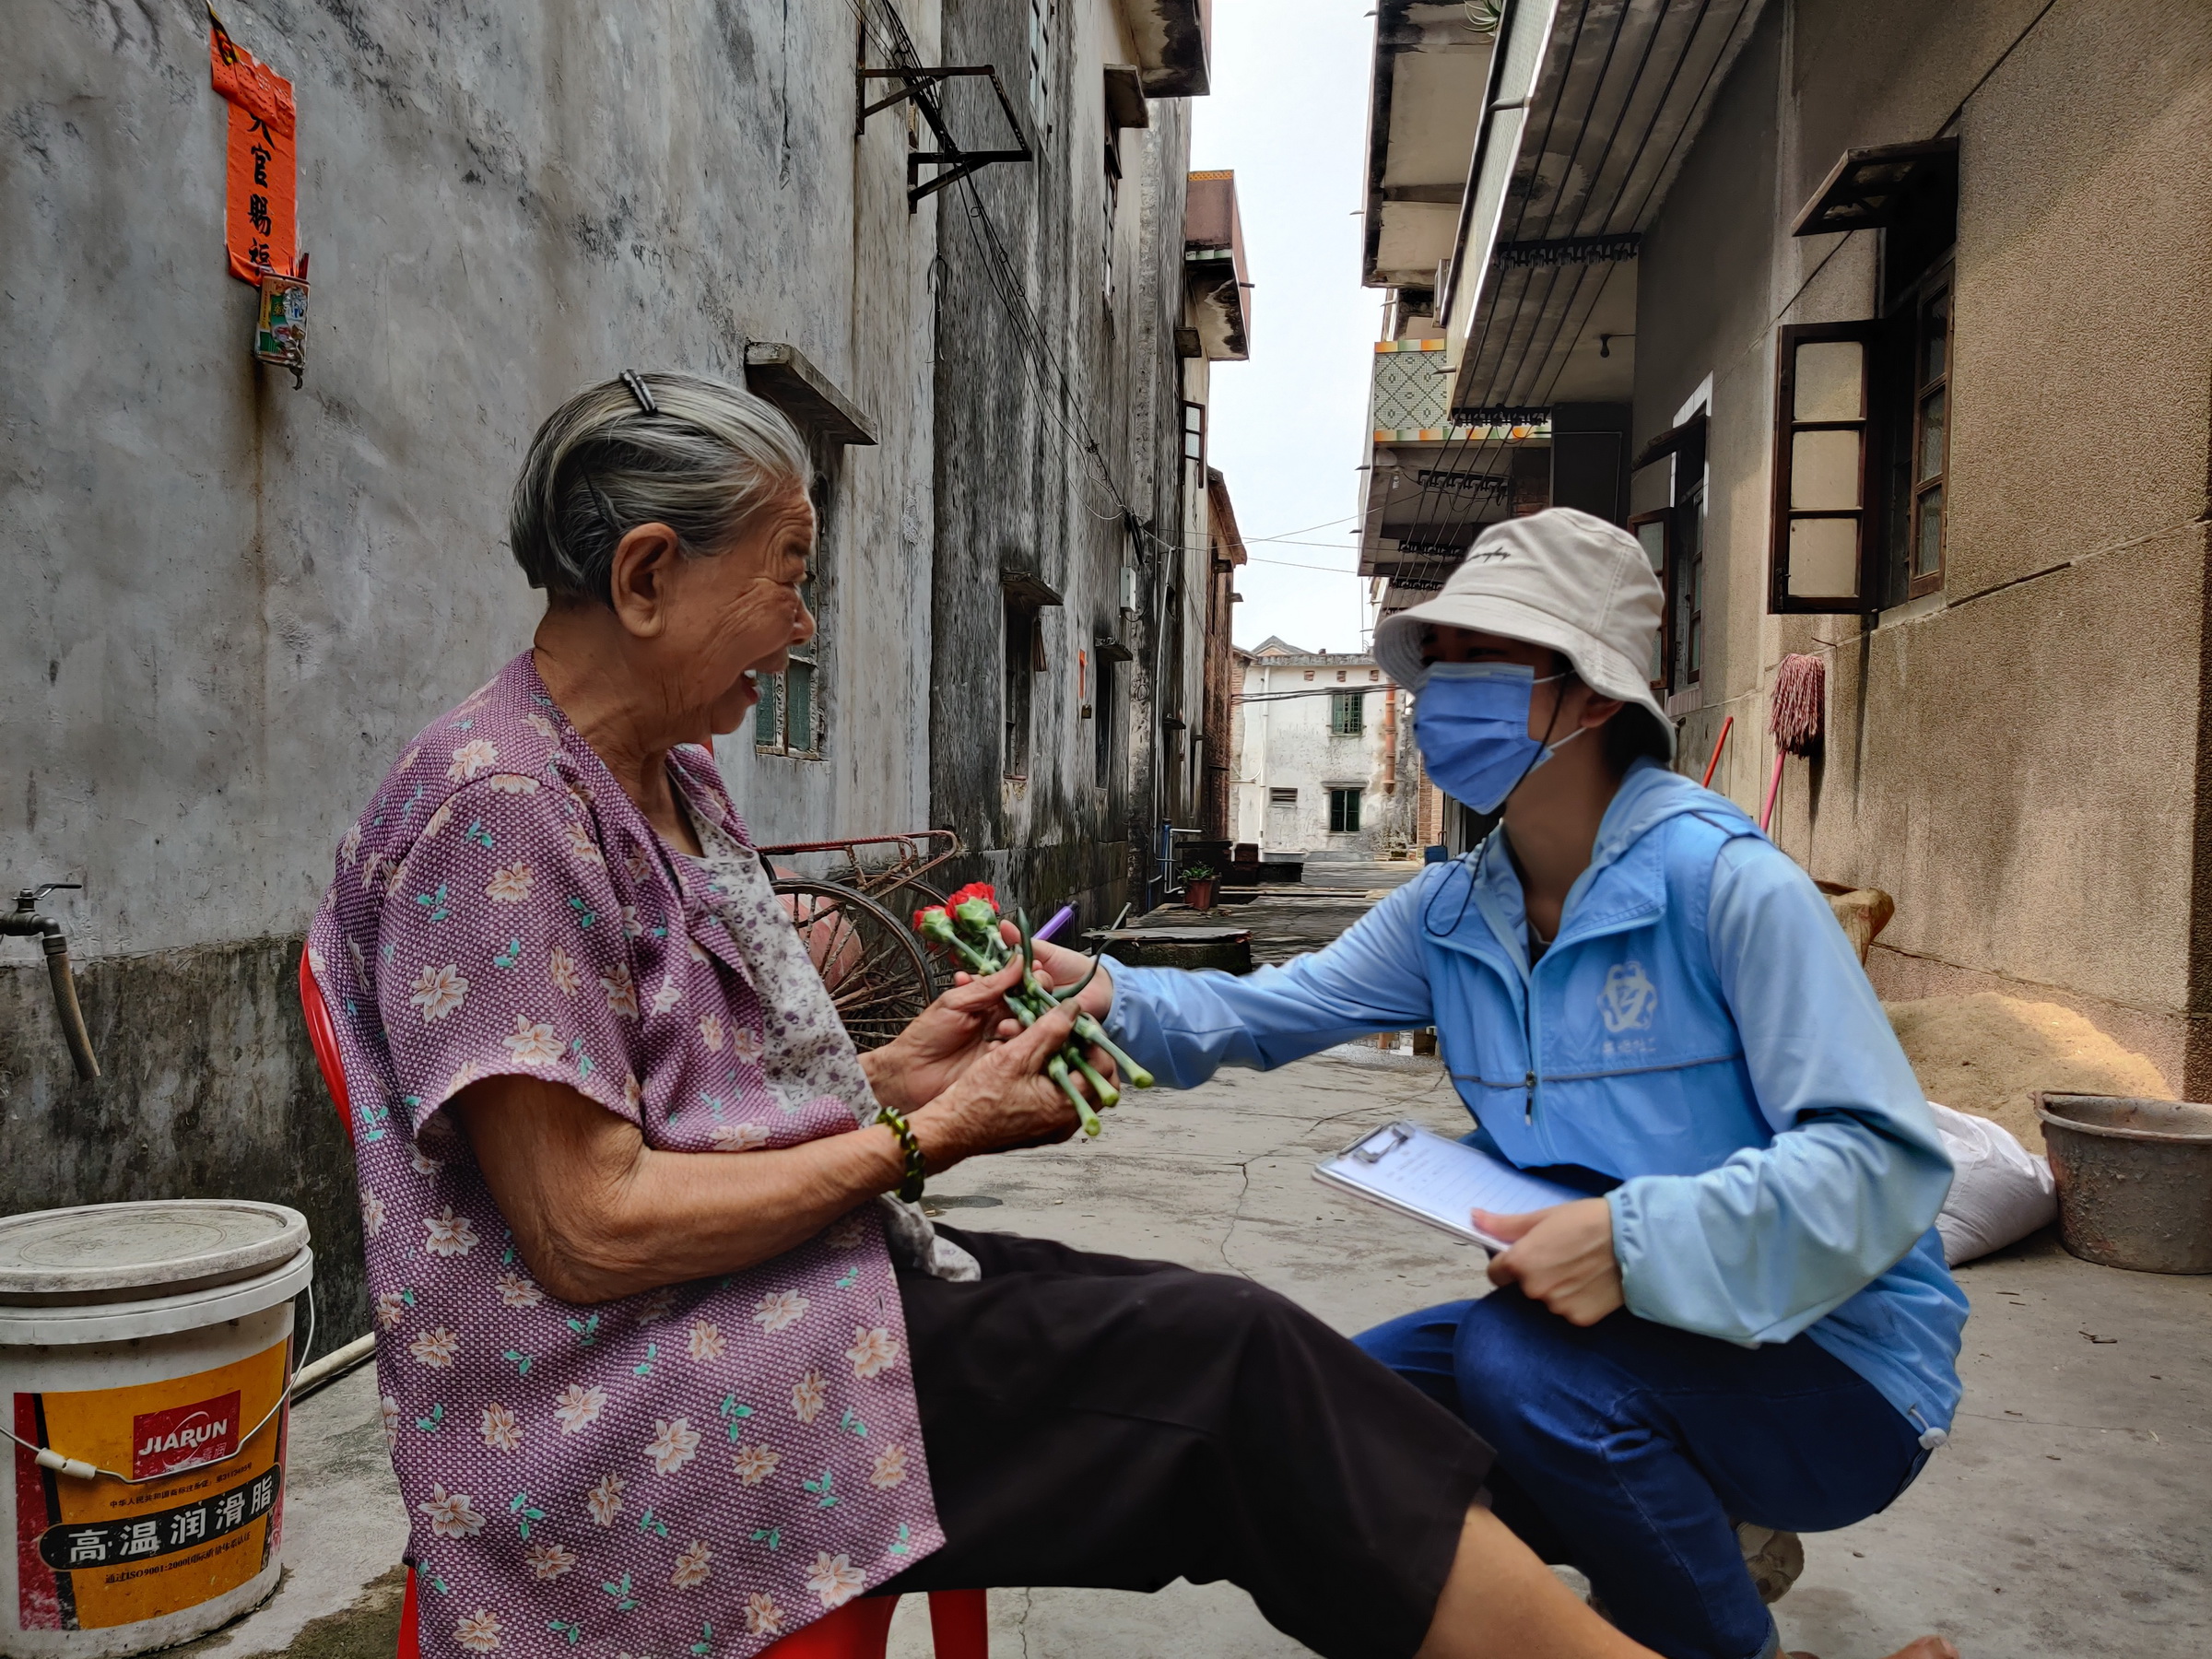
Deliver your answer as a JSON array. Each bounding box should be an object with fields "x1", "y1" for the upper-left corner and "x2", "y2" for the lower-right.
[{"x1": 1357, "y1": 1290, "x2": 1929, "y2": 1659}]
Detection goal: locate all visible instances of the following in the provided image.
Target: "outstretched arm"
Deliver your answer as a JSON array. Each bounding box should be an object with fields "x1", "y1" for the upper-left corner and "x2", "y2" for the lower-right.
[{"x1": 1021, "y1": 875, "x2": 1444, "y2": 1089}]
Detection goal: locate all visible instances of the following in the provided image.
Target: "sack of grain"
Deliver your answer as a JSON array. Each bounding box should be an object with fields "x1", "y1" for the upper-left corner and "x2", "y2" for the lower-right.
[{"x1": 1929, "y1": 1100, "x2": 2057, "y2": 1265}]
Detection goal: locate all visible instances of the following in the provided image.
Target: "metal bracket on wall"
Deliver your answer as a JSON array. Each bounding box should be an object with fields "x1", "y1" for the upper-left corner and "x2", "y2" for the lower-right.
[{"x1": 857, "y1": 65, "x2": 1033, "y2": 210}]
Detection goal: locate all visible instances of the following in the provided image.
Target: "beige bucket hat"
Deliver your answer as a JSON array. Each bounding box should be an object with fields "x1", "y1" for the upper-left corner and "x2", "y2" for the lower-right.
[{"x1": 1372, "y1": 506, "x2": 1672, "y2": 756}]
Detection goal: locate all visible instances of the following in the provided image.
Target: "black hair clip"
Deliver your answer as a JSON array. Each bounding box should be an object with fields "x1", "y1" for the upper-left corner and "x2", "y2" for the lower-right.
[{"x1": 619, "y1": 371, "x2": 658, "y2": 415}]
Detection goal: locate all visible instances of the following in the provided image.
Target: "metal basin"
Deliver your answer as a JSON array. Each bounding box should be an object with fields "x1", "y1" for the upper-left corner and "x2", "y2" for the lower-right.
[{"x1": 2036, "y1": 1093, "x2": 2212, "y2": 1274}]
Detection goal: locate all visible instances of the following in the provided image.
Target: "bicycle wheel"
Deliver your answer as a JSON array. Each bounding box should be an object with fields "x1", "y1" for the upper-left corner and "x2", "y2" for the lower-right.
[
  {"x1": 771, "y1": 878, "x2": 936, "y2": 1052},
  {"x1": 865, "y1": 877, "x2": 954, "y2": 998}
]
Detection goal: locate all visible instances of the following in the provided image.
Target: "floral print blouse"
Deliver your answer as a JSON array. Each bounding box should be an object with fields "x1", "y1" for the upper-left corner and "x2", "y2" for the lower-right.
[{"x1": 307, "y1": 653, "x2": 943, "y2": 1659}]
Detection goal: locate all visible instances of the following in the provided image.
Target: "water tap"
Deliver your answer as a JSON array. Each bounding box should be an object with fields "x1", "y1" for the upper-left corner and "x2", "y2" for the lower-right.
[{"x1": 3, "y1": 884, "x2": 100, "y2": 1080}]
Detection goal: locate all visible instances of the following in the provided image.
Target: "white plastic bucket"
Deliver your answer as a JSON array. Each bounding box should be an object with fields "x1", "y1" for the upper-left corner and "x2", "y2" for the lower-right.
[{"x1": 0, "y1": 1202, "x2": 312, "y2": 1659}]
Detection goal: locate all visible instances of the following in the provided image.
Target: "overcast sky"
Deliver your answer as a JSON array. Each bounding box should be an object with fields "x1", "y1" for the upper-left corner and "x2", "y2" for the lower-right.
[{"x1": 1189, "y1": 0, "x2": 1383, "y2": 658}]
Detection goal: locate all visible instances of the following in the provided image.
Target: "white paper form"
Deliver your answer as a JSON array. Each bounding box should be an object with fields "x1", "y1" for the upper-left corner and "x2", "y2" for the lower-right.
[{"x1": 1314, "y1": 1121, "x2": 1586, "y2": 1251}]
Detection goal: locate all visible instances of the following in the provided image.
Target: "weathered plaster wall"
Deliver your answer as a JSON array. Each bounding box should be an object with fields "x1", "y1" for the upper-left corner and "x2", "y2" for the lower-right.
[
  {"x1": 1162, "y1": 351, "x2": 1215, "y2": 835},
  {"x1": 928, "y1": 0, "x2": 1194, "y2": 921},
  {"x1": 1636, "y1": 0, "x2": 2212, "y2": 1087},
  {"x1": 2, "y1": 0, "x2": 943, "y2": 1342},
  {"x1": 725, "y1": 5, "x2": 946, "y2": 851}
]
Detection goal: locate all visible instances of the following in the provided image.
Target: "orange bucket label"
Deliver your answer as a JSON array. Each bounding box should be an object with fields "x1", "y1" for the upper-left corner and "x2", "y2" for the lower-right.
[{"x1": 12, "y1": 1338, "x2": 288, "y2": 1631}]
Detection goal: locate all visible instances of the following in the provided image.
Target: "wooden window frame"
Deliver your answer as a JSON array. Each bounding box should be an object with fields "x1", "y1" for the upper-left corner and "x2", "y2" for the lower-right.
[
  {"x1": 1002, "y1": 596, "x2": 1042, "y2": 780},
  {"x1": 1668, "y1": 415, "x2": 1706, "y2": 688},
  {"x1": 1103, "y1": 124, "x2": 1122, "y2": 303},
  {"x1": 1627, "y1": 508, "x2": 1674, "y2": 693},
  {"x1": 1630, "y1": 411, "x2": 1703, "y2": 691},
  {"x1": 1182, "y1": 400, "x2": 1206, "y2": 469},
  {"x1": 1027, "y1": 0, "x2": 1053, "y2": 130},
  {"x1": 1328, "y1": 690, "x2": 1366, "y2": 736},
  {"x1": 1769, "y1": 321, "x2": 1885, "y2": 615},
  {"x1": 1092, "y1": 654, "x2": 1117, "y2": 789},
  {"x1": 1905, "y1": 266, "x2": 1953, "y2": 598},
  {"x1": 1328, "y1": 787, "x2": 1363, "y2": 834},
  {"x1": 1678, "y1": 471, "x2": 1705, "y2": 688}
]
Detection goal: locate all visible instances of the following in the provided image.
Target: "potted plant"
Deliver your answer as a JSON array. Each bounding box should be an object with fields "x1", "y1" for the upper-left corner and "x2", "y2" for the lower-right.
[{"x1": 1181, "y1": 864, "x2": 1219, "y2": 910}]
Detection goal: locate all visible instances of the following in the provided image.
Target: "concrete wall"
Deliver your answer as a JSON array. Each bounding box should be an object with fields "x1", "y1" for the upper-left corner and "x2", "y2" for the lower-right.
[
  {"x1": 2, "y1": 0, "x2": 947, "y2": 1350},
  {"x1": 728, "y1": 6, "x2": 947, "y2": 851},
  {"x1": 927, "y1": 0, "x2": 1199, "y2": 919},
  {"x1": 1635, "y1": 0, "x2": 2212, "y2": 1088},
  {"x1": 1231, "y1": 654, "x2": 1397, "y2": 858}
]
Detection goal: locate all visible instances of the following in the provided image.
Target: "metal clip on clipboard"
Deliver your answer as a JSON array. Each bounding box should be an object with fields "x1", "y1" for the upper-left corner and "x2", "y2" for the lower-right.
[{"x1": 1347, "y1": 1123, "x2": 1414, "y2": 1165}]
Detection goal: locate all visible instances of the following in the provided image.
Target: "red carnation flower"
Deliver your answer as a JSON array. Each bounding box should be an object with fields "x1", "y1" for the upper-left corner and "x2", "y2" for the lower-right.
[{"x1": 947, "y1": 882, "x2": 999, "y2": 912}]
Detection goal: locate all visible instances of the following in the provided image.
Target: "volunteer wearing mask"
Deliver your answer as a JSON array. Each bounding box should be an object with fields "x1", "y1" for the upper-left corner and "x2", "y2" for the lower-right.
[{"x1": 1024, "y1": 509, "x2": 1966, "y2": 1659}]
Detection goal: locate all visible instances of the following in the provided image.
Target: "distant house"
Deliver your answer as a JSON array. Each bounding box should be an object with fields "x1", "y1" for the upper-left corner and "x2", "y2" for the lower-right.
[{"x1": 1231, "y1": 638, "x2": 1412, "y2": 859}]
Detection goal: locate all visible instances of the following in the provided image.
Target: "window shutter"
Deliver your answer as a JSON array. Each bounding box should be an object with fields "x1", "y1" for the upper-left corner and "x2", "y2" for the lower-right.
[
  {"x1": 1628, "y1": 510, "x2": 1672, "y2": 688},
  {"x1": 1182, "y1": 401, "x2": 1206, "y2": 465},
  {"x1": 1769, "y1": 321, "x2": 1884, "y2": 613}
]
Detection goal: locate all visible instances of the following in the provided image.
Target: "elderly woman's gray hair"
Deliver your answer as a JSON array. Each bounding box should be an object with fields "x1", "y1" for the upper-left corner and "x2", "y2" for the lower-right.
[{"x1": 509, "y1": 371, "x2": 814, "y2": 606}]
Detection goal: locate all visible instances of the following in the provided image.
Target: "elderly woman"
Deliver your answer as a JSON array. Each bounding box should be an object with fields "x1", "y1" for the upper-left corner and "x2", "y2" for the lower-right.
[{"x1": 309, "y1": 372, "x2": 1660, "y2": 1659}]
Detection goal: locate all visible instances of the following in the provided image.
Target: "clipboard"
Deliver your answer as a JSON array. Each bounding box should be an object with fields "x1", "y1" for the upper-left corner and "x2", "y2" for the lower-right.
[{"x1": 1314, "y1": 1120, "x2": 1585, "y2": 1251}]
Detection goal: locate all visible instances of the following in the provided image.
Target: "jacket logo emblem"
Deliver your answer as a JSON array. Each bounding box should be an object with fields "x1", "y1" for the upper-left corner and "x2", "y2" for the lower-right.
[{"x1": 1599, "y1": 961, "x2": 1657, "y2": 1033}]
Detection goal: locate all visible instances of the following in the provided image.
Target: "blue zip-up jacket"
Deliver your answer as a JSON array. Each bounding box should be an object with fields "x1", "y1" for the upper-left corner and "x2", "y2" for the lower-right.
[{"x1": 1105, "y1": 760, "x2": 1967, "y2": 1436}]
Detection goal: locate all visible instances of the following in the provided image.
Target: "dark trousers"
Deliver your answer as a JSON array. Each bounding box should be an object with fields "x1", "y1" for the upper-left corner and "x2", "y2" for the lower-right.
[
  {"x1": 883, "y1": 1228, "x2": 1494, "y2": 1659},
  {"x1": 1358, "y1": 1289, "x2": 1930, "y2": 1659}
]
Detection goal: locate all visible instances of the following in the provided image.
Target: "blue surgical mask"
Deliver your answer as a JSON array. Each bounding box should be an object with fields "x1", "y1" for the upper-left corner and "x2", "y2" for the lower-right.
[{"x1": 1413, "y1": 664, "x2": 1577, "y2": 814}]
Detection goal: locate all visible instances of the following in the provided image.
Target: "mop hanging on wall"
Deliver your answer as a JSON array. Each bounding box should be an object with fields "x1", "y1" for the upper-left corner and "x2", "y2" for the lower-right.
[
  {"x1": 1759, "y1": 653, "x2": 1826, "y2": 834},
  {"x1": 208, "y1": 6, "x2": 309, "y2": 385}
]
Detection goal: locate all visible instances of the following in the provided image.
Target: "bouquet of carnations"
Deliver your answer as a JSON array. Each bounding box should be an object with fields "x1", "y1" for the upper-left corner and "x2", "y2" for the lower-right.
[{"x1": 912, "y1": 883, "x2": 1153, "y2": 1136}]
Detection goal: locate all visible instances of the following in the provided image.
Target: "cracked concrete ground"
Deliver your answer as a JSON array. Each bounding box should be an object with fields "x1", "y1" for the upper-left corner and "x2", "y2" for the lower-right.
[{"x1": 201, "y1": 862, "x2": 2208, "y2": 1658}]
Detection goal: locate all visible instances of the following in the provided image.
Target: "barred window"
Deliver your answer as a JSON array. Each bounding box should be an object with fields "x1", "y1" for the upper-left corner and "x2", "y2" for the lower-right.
[{"x1": 754, "y1": 578, "x2": 819, "y2": 757}]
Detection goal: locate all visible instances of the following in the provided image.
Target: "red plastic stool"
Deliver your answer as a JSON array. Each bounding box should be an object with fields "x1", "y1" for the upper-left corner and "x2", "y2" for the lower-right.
[
  {"x1": 300, "y1": 953, "x2": 989, "y2": 1658},
  {"x1": 395, "y1": 1566, "x2": 976, "y2": 1658}
]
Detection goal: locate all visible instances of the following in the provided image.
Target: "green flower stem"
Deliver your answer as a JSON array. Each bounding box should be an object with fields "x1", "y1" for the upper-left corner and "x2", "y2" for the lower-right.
[
  {"x1": 998, "y1": 987, "x2": 1113, "y2": 1117},
  {"x1": 945, "y1": 935, "x2": 1000, "y2": 975},
  {"x1": 1046, "y1": 1054, "x2": 1103, "y2": 1136},
  {"x1": 1071, "y1": 1014, "x2": 1153, "y2": 1088},
  {"x1": 1069, "y1": 1051, "x2": 1120, "y2": 1110},
  {"x1": 919, "y1": 902, "x2": 1143, "y2": 1107}
]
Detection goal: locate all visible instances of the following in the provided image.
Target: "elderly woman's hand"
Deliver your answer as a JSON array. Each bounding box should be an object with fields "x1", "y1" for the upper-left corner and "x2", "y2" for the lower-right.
[
  {"x1": 907, "y1": 996, "x2": 1092, "y2": 1170},
  {"x1": 859, "y1": 955, "x2": 1033, "y2": 1117}
]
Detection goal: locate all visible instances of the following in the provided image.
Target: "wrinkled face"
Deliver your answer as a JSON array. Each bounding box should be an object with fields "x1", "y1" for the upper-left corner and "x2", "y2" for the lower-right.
[{"x1": 661, "y1": 485, "x2": 817, "y2": 736}]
